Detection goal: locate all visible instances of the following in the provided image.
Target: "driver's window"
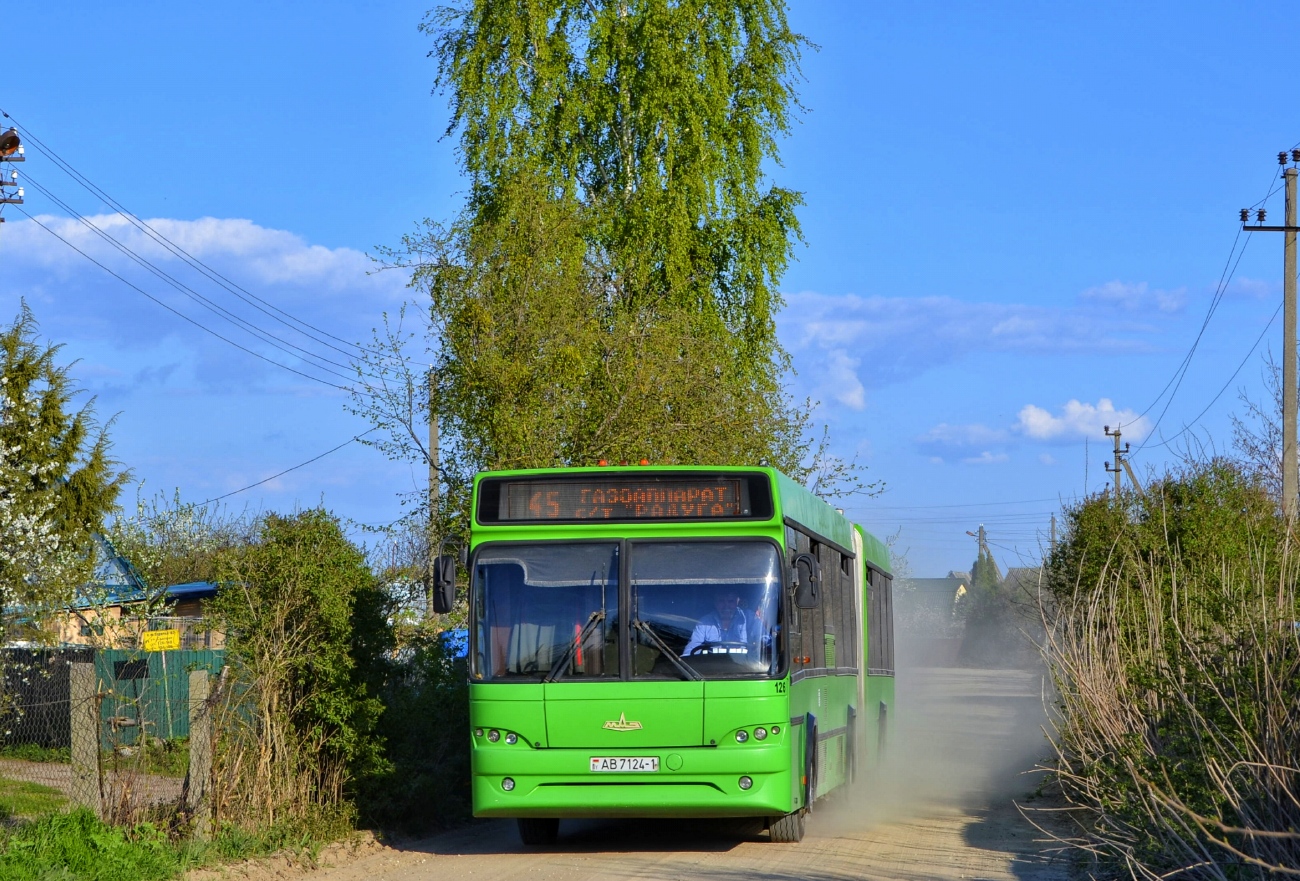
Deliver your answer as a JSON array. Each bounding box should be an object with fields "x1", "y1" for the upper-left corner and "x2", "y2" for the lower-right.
[{"x1": 629, "y1": 541, "x2": 783, "y2": 679}]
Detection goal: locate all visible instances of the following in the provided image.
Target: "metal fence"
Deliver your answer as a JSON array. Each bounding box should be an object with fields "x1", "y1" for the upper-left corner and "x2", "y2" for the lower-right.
[{"x1": 0, "y1": 647, "x2": 224, "y2": 825}]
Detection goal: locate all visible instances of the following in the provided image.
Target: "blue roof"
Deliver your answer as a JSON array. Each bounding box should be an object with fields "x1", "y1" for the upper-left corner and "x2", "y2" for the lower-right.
[
  {"x1": 164, "y1": 582, "x2": 219, "y2": 600},
  {"x1": 67, "y1": 580, "x2": 221, "y2": 610}
]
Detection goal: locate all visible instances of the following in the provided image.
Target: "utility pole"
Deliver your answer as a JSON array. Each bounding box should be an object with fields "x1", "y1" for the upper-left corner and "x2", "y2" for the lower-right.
[
  {"x1": 0, "y1": 127, "x2": 24, "y2": 219},
  {"x1": 1104, "y1": 424, "x2": 1144, "y2": 499},
  {"x1": 428, "y1": 366, "x2": 439, "y2": 513},
  {"x1": 426, "y1": 366, "x2": 440, "y2": 616},
  {"x1": 1050, "y1": 513, "x2": 1057, "y2": 555},
  {"x1": 1243, "y1": 151, "x2": 1300, "y2": 520}
]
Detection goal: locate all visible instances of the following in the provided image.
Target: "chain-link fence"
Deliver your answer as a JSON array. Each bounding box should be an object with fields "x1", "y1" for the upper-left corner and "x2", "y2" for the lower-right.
[{"x1": 0, "y1": 647, "x2": 224, "y2": 824}]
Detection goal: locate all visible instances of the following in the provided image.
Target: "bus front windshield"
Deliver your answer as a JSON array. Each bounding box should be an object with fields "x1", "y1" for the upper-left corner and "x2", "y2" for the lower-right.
[
  {"x1": 630, "y1": 541, "x2": 782, "y2": 679},
  {"x1": 471, "y1": 540, "x2": 783, "y2": 681},
  {"x1": 473, "y1": 543, "x2": 619, "y2": 681}
]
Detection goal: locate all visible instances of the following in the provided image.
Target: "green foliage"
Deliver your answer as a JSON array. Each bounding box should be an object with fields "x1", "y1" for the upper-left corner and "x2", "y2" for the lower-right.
[
  {"x1": 0, "y1": 743, "x2": 70, "y2": 764},
  {"x1": 355, "y1": 628, "x2": 471, "y2": 834},
  {"x1": 0, "y1": 809, "x2": 184, "y2": 881},
  {"x1": 0, "y1": 777, "x2": 67, "y2": 818},
  {"x1": 0, "y1": 303, "x2": 128, "y2": 638},
  {"x1": 959, "y1": 546, "x2": 1017, "y2": 664},
  {"x1": 206, "y1": 510, "x2": 389, "y2": 828},
  {"x1": 353, "y1": 0, "x2": 875, "y2": 545},
  {"x1": 1045, "y1": 458, "x2": 1300, "y2": 876},
  {"x1": 1046, "y1": 458, "x2": 1283, "y2": 606},
  {"x1": 425, "y1": 0, "x2": 807, "y2": 355},
  {"x1": 107, "y1": 490, "x2": 256, "y2": 590}
]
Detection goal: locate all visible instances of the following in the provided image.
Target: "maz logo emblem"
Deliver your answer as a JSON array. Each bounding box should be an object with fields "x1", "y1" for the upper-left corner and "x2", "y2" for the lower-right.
[{"x1": 603, "y1": 712, "x2": 643, "y2": 731}]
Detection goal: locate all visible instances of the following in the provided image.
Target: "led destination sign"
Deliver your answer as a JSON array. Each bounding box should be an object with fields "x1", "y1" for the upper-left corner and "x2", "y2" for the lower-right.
[{"x1": 476, "y1": 473, "x2": 773, "y2": 523}]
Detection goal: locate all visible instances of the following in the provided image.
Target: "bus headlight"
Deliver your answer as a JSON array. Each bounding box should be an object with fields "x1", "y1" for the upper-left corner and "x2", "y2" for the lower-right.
[
  {"x1": 474, "y1": 728, "x2": 484, "y2": 738},
  {"x1": 502, "y1": 777, "x2": 515, "y2": 791},
  {"x1": 771, "y1": 725, "x2": 781, "y2": 735},
  {"x1": 738, "y1": 776, "x2": 753, "y2": 790},
  {"x1": 505, "y1": 732, "x2": 518, "y2": 745},
  {"x1": 488, "y1": 729, "x2": 501, "y2": 742},
  {"x1": 753, "y1": 727, "x2": 768, "y2": 741},
  {"x1": 735, "y1": 730, "x2": 749, "y2": 743}
]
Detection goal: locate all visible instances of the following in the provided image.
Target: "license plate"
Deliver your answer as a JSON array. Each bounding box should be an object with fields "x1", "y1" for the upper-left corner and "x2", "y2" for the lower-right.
[{"x1": 589, "y1": 756, "x2": 659, "y2": 772}]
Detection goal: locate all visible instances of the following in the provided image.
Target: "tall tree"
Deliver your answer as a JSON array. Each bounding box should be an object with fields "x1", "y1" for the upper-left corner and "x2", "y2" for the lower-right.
[
  {"x1": 352, "y1": 1, "x2": 878, "y2": 560},
  {"x1": 0, "y1": 304, "x2": 128, "y2": 635},
  {"x1": 424, "y1": 0, "x2": 807, "y2": 358}
]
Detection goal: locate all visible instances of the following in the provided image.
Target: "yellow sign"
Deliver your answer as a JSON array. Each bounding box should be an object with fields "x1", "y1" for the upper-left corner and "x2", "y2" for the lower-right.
[{"x1": 142, "y1": 629, "x2": 180, "y2": 652}]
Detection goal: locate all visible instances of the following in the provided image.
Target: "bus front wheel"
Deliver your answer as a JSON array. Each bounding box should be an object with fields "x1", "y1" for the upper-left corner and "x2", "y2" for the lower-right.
[
  {"x1": 768, "y1": 810, "x2": 805, "y2": 843},
  {"x1": 517, "y1": 818, "x2": 559, "y2": 846}
]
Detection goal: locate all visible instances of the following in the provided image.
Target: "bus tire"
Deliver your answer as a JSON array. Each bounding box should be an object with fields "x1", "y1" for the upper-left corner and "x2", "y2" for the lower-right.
[
  {"x1": 516, "y1": 818, "x2": 559, "y2": 846},
  {"x1": 768, "y1": 810, "x2": 805, "y2": 843}
]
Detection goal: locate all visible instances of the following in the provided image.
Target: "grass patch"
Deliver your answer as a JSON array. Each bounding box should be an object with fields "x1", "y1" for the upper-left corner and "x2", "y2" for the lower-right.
[
  {"x1": 139, "y1": 739, "x2": 188, "y2": 778},
  {"x1": 0, "y1": 777, "x2": 67, "y2": 817},
  {"x1": 0, "y1": 809, "x2": 188, "y2": 881},
  {"x1": 0, "y1": 743, "x2": 71, "y2": 764}
]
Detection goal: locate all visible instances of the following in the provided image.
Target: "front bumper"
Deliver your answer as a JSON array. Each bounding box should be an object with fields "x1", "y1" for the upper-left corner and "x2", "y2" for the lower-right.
[{"x1": 471, "y1": 742, "x2": 794, "y2": 818}]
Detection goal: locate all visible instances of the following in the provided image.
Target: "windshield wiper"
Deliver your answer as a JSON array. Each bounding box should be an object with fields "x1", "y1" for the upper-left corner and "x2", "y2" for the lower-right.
[
  {"x1": 633, "y1": 620, "x2": 702, "y2": 681},
  {"x1": 544, "y1": 610, "x2": 606, "y2": 682}
]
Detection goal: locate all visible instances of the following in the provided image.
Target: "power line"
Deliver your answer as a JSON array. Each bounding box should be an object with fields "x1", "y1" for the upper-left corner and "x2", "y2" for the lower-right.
[
  {"x1": 16, "y1": 205, "x2": 352, "y2": 392},
  {"x1": 19, "y1": 173, "x2": 367, "y2": 387},
  {"x1": 1129, "y1": 155, "x2": 1289, "y2": 452},
  {"x1": 0, "y1": 107, "x2": 389, "y2": 361},
  {"x1": 853, "y1": 496, "x2": 1061, "y2": 510},
  {"x1": 1142, "y1": 299, "x2": 1283, "y2": 451},
  {"x1": 199, "y1": 428, "x2": 377, "y2": 505}
]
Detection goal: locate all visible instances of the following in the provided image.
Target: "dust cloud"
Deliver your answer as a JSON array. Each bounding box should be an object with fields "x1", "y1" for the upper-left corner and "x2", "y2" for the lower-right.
[{"x1": 821, "y1": 623, "x2": 1057, "y2": 836}]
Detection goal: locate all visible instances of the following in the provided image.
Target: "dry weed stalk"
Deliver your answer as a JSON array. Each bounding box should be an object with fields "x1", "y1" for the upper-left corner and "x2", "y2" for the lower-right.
[{"x1": 1043, "y1": 527, "x2": 1300, "y2": 878}]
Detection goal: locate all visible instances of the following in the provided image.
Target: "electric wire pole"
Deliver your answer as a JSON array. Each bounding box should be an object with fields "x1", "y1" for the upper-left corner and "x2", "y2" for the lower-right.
[
  {"x1": 0, "y1": 128, "x2": 24, "y2": 218},
  {"x1": 1104, "y1": 424, "x2": 1143, "y2": 499},
  {"x1": 1243, "y1": 151, "x2": 1300, "y2": 520}
]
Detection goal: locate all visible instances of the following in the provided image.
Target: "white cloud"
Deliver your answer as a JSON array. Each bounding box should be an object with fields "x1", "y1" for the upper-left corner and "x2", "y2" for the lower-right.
[
  {"x1": 1079, "y1": 280, "x2": 1185, "y2": 314},
  {"x1": 917, "y1": 422, "x2": 1008, "y2": 449},
  {"x1": 779, "y1": 290, "x2": 1161, "y2": 394},
  {"x1": 1015, "y1": 398, "x2": 1150, "y2": 442},
  {"x1": 2, "y1": 213, "x2": 411, "y2": 393},
  {"x1": 1227, "y1": 277, "x2": 1275, "y2": 300},
  {"x1": 822, "y1": 349, "x2": 867, "y2": 411},
  {"x1": 963, "y1": 451, "x2": 1009, "y2": 465},
  {"x1": 1039, "y1": 453, "x2": 1056, "y2": 465}
]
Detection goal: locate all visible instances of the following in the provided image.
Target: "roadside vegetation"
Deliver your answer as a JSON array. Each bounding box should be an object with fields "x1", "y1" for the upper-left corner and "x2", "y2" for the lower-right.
[{"x1": 1043, "y1": 458, "x2": 1300, "y2": 878}]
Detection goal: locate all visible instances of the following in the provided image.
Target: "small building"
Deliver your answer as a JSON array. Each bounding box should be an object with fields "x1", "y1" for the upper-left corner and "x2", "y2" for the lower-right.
[{"x1": 50, "y1": 535, "x2": 224, "y2": 650}]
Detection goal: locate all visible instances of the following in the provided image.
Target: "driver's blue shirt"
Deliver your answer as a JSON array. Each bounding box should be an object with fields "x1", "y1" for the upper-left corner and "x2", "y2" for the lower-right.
[{"x1": 684, "y1": 610, "x2": 749, "y2": 655}]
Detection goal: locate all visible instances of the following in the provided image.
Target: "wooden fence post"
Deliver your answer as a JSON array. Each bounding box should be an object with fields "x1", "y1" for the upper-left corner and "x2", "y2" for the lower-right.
[
  {"x1": 185, "y1": 669, "x2": 212, "y2": 838},
  {"x1": 69, "y1": 662, "x2": 101, "y2": 818}
]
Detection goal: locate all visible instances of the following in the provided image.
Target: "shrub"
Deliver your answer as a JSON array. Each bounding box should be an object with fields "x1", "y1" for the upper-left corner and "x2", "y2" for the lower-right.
[
  {"x1": 206, "y1": 509, "x2": 388, "y2": 832},
  {"x1": 1045, "y1": 459, "x2": 1300, "y2": 877},
  {"x1": 355, "y1": 627, "x2": 470, "y2": 834}
]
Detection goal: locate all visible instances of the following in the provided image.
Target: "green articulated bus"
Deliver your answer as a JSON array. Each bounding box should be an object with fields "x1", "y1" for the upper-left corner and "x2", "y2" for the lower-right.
[{"x1": 438, "y1": 465, "x2": 896, "y2": 846}]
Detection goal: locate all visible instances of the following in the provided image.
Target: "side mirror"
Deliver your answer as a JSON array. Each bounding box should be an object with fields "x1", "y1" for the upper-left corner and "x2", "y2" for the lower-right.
[
  {"x1": 432, "y1": 554, "x2": 457, "y2": 614},
  {"x1": 792, "y1": 552, "x2": 821, "y2": 609}
]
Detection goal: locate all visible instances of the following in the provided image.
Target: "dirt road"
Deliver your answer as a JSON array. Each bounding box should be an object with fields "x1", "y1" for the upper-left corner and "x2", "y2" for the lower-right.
[{"x1": 278, "y1": 666, "x2": 1070, "y2": 881}]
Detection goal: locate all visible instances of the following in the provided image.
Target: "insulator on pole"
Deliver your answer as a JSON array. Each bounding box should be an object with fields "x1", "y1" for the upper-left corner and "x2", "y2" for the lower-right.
[{"x1": 1241, "y1": 208, "x2": 1251, "y2": 222}]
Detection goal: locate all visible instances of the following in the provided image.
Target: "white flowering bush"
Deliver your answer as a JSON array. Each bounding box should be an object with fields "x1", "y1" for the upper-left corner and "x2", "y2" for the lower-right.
[{"x1": 0, "y1": 303, "x2": 127, "y2": 643}]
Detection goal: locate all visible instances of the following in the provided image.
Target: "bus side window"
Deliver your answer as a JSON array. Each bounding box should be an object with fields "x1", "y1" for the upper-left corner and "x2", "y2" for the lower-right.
[{"x1": 868, "y1": 569, "x2": 895, "y2": 675}]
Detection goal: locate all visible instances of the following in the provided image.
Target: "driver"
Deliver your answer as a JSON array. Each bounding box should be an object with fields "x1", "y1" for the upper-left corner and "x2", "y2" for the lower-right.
[{"x1": 684, "y1": 588, "x2": 749, "y2": 655}]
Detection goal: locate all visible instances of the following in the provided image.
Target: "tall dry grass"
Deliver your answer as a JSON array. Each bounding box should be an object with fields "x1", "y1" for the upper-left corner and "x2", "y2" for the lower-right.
[{"x1": 1044, "y1": 526, "x2": 1300, "y2": 878}]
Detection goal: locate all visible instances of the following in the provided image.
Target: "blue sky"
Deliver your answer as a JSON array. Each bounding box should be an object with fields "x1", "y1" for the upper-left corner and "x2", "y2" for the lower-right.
[{"x1": 0, "y1": 2, "x2": 1292, "y2": 576}]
